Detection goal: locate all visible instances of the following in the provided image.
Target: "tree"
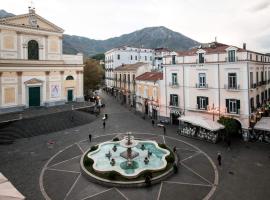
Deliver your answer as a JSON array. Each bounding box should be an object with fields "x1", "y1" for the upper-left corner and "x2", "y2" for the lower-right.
[
  {"x1": 218, "y1": 116, "x2": 241, "y2": 137},
  {"x1": 91, "y1": 53, "x2": 105, "y2": 61},
  {"x1": 84, "y1": 59, "x2": 104, "y2": 94}
]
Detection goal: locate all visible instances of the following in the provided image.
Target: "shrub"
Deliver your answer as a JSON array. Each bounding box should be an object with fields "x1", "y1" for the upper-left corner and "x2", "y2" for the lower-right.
[
  {"x1": 84, "y1": 157, "x2": 93, "y2": 167},
  {"x1": 107, "y1": 171, "x2": 118, "y2": 180},
  {"x1": 90, "y1": 145, "x2": 98, "y2": 152},
  {"x1": 166, "y1": 153, "x2": 175, "y2": 163},
  {"x1": 158, "y1": 143, "x2": 167, "y2": 149},
  {"x1": 112, "y1": 137, "x2": 120, "y2": 141}
]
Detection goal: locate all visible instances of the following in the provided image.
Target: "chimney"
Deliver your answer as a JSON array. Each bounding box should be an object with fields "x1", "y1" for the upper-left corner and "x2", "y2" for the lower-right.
[{"x1": 243, "y1": 43, "x2": 246, "y2": 50}]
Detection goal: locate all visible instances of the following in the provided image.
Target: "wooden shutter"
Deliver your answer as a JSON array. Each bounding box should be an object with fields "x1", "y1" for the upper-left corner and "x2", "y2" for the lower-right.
[{"x1": 237, "y1": 100, "x2": 240, "y2": 114}]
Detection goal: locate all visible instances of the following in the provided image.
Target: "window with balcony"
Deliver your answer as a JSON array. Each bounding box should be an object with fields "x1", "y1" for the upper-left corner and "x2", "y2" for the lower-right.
[
  {"x1": 250, "y1": 98, "x2": 255, "y2": 112},
  {"x1": 197, "y1": 96, "x2": 208, "y2": 110},
  {"x1": 170, "y1": 94, "x2": 178, "y2": 107},
  {"x1": 226, "y1": 99, "x2": 240, "y2": 114},
  {"x1": 198, "y1": 53, "x2": 205, "y2": 63},
  {"x1": 171, "y1": 73, "x2": 178, "y2": 85},
  {"x1": 228, "y1": 50, "x2": 236, "y2": 62},
  {"x1": 199, "y1": 73, "x2": 206, "y2": 88},
  {"x1": 228, "y1": 73, "x2": 237, "y2": 89},
  {"x1": 250, "y1": 72, "x2": 253, "y2": 88},
  {"x1": 172, "y1": 55, "x2": 176, "y2": 64}
]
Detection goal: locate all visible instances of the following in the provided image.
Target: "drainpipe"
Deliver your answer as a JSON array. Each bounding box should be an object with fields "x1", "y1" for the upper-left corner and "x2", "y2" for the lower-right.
[
  {"x1": 165, "y1": 65, "x2": 168, "y2": 118},
  {"x1": 218, "y1": 53, "x2": 221, "y2": 118}
]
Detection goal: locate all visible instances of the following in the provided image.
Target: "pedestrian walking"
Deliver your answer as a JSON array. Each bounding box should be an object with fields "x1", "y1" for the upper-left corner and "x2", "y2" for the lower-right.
[
  {"x1": 163, "y1": 126, "x2": 166, "y2": 135},
  {"x1": 151, "y1": 119, "x2": 155, "y2": 127},
  {"x1": 217, "y1": 153, "x2": 222, "y2": 166},
  {"x1": 89, "y1": 134, "x2": 92, "y2": 142},
  {"x1": 173, "y1": 146, "x2": 177, "y2": 153},
  {"x1": 103, "y1": 120, "x2": 106, "y2": 129}
]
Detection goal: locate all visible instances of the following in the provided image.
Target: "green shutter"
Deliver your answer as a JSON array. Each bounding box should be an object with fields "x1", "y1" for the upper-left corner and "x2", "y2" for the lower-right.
[{"x1": 237, "y1": 100, "x2": 240, "y2": 114}]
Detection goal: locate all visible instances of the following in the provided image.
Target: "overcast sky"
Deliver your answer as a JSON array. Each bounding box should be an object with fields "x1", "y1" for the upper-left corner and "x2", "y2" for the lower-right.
[{"x1": 1, "y1": 0, "x2": 270, "y2": 52}]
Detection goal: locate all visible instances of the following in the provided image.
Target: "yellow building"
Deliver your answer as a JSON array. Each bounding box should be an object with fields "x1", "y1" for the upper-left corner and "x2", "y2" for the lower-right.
[
  {"x1": 135, "y1": 72, "x2": 163, "y2": 119},
  {"x1": 0, "y1": 8, "x2": 84, "y2": 113},
  {"x1": 114, "y1": 62, "x2": 151, "y2": 106}
]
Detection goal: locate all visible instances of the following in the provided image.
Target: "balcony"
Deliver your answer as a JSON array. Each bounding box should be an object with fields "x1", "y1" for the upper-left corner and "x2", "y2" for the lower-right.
[
  {"x1": 195, "y1": 83, "x2": 208, "y2": 89},
  {"x1": 169, "y1": 102, "x2": 179, "y2": 107},
  {"x1": 196, "y1": 59, "x2": 206, "y2": 64},
  {"x1": 224, "y1": 84, "x2": 240, "y2": 91},
  {"x1": 226, "y1": 109, "x2": 240, "y2": 115},
  {"x1": 225, "y1": 56, "x2": 238, "y2": 62},
  {"x1": 169, "y1": 82, "x2": 179, "y2": 88}
]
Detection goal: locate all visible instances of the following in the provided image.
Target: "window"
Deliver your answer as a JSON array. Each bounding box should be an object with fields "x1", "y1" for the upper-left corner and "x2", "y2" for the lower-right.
[
  {"x1": 197, "y1": 96, "x2": 208, "y2": 110},
  {"x1": 265, "y1": 90, "x2": 268, "y2": 101},
  {"x1": 256, "y1": 72, "x2": 259, "y2": 85},
  {"x1": 261, "y1": 71, "x2": 264, "y2": 82},
  {"x1": 66, "y1": 75, "x2": 74, "y2": 80},
  {"x1": 145, "y1": 56, "x2": 147, "y2": 61},
  {"x1": 226, "y1": 99, "x2": 240, "y2": 114},
  {"x1": 130, "y1": 55, "x2": 133, "y2": 60},
  {"x1": 250, "y1": 72, "x2": 253, "y2": 88},
  {"x1": 135, "y1": 56, "x2": 137, "y2": 60},
  {"x1": 117, "y1": 54, "x2": 120, "y2": 60},
  {"x1": 128, "y1": 74, "x2": 130, "y2": 83},
  {"x1": 261, "y1": 92, "x2": 264, "y2": 104},
  {"x1": 256, "y1": 55, "x2": 258, "y2": 61},
  {"x1": 172, "y1": 73, "x2": 178, "y2": 85},
  {"x1": 228, "y1": 50, "x2": 235, "y2": 62},
  {"x1": 170, "y1": 94, "x2": 178, "y2": 107},
  {"x1": 256, "y1": 94, "x2": 260, "y2": 107},
  {"x1": 150, "y1": 56, "x2": 152, "y2": 61},
  {"x1": 228, "y1": 73, "x2": 237, "y2": 89},
  {"x1": 172, "y1": 55, "x2": 176, "y2": 64},
  {"x1": 250, "y1": 53, "x2": 252, "y2": 60},
  {"x1": 28, "y1": 40, "x2": 39, "y2": 60},
  {"x1": 268, "y1": 89, "x2": 270, "y2": 100},
  {"x1": 250, "y1": 98, "x2": 254, "y2": 112},
  {"x1": 199, "y1": 53, "x2": 204, "y2": 63},
  {"x1": 199, "y1": 73, "x2": 206, "y2": 87}
]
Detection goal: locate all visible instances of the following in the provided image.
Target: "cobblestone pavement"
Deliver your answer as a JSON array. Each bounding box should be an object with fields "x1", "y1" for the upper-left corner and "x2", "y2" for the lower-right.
[{"x1": 0, "y1": 92, "x2": 270, "y2": 200}]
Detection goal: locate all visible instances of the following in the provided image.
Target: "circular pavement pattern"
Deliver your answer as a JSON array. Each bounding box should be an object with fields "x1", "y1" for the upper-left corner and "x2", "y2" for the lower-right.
[{"x1": 40, "y1": 133, "x2": 218, "y2": 200}]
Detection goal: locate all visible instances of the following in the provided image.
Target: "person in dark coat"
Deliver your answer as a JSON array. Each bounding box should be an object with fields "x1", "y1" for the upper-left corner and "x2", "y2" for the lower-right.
[
  {"x1": 103, "y1": 121, "x2": 106, "y2": 129},
  {"x1": 89, "y1": 134, "x2": 92, "y2": 142},
  {"x1": 151, "y1": 119, "x2": 155, "y2": 127},
  {"x1": 163, "y1": 126, "x2": 166, "y2": 135},
  {"x1": 217, "y1": 153, "x2": 222, "y2": 166}
]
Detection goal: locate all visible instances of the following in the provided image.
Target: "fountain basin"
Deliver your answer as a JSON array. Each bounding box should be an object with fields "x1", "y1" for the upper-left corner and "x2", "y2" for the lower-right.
[{"x1": 86, "y1": 140, "x2": 170, "y2": 179}]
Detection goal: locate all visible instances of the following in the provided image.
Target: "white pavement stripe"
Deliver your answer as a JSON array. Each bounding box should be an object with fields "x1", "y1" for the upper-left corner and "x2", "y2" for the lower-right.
[
  {"x1": 157, "y1": 182, "x2": 163, "y2": 200},
  {"x1": 114, "y1": 188, "x2": 129, "y2": 200},
  {"x1": 176, "y1": 147, "x2": 199, "y2": 152},
  {"x1": 164, "y1": 181, "x2": 212, "y2": 187},
  {"x1": 49, "y1": 155, "x2": 81, "y2": 168},
  {"x1": 76, "y1": 143, "x2": 85, "y2": 153},
  {"x1": 180, "y1": 152, "x2": 202, "y2": 162},
  {"x1": 80, "y1": 188, "x2": 113, "y2": 200},
  {"x1": 181, "y1": 162, "x2": 213, "y2": 185},
  {"x1": 64, "y1": 174, "x2": 81, "y2": 200},
  {"x1": 46, "y1": 168, "x2": 81, "y2": 174}
]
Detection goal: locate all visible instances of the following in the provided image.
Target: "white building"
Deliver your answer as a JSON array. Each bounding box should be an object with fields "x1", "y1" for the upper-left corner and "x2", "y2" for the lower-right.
[
  {"x1": 153, "y1": 48, "x2": 176, "y2": 71},
  {"x1": 160, "y1": 42, "x2": 270, "y2": 134},
  {"x1": 104, "y1": 46, "x2": 154, "y2": 91},
  {"x1": 0, "y1": 8, "x2": 84, "y2": 113}
]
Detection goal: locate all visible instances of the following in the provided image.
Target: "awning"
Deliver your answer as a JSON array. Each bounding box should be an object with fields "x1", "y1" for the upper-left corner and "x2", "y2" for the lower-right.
[
  {"x1": 0, "y1": 173, "x2": 25, "y2": 200},
  {"x1": 254, "y1": 117, "x2": 270, "y2": 132},
  {"x1": 178, "y1": 116, "x2": 225, "y2": 131}
]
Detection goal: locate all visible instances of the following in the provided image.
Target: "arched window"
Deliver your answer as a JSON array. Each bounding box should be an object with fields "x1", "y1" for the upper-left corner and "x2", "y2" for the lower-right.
[
  {"x1": 28, "y1": 40, "x2": 39, "y2": 60},
  {"x1": 66, "y1": 75, "x2": 74, "y2": 80}
]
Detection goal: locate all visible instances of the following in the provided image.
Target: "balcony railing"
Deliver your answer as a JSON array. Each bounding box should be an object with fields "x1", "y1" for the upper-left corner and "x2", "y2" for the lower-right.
[
  {"x1": 195, "y1": 83, "x2": 208, "y2": 89},
  {"x1": 224, "y1": 84, "x2": 240, "y2": 90},
  {"x1": 169, "y1": 82, "x2": 179, "y2": 88},
  {"x1": 226, "y1": 109, "x2": 240, "y2": 115},
  {"x1": 169, "y1": 102, "x2": 179, "y2": 107},
  {"x1": 225, "y1": 56, "x2": 238, "y2": 62}
]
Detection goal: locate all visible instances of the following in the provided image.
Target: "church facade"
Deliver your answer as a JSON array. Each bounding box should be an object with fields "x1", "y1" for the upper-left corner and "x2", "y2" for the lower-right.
[{"x1": 0, "y1": 8, "x2": 84, "y2": 113}]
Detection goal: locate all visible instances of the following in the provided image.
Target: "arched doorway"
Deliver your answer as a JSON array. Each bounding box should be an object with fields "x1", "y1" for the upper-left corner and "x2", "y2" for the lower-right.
[{"x1": 28, "y1": 40, "x2": 39, "y2": 60}]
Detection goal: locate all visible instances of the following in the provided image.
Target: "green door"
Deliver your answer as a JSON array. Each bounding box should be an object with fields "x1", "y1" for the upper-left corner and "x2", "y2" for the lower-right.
[
  {"x1": 67, "y1": 89, "x2": 73, "y2": 102},
  {"x1": 29, "y1": 87, "x2": 40, "y2": 107}
]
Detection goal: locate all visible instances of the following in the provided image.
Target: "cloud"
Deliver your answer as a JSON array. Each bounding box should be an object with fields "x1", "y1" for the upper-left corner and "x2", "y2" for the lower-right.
[{"x1": 249, "y1": 1, "x2": 270, "y2": 12}]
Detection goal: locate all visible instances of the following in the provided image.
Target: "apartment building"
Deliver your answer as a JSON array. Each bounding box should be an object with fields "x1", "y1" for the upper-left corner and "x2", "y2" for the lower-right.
[
  {"x1": 135, "y1": 72, "x2": 163, "y2": 119},
  {"x1": 160, "y1": 42, "x2": 270, "y2": 134},
  {"x1": 114, "y1": 62, "x2": 152, "y2": 106},
  {"x1": 104, "y1": 46, "x2": 154, "y2": 91}
]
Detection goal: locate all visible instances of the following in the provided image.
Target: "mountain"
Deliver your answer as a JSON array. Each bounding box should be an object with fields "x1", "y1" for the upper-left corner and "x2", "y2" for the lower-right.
[
  {"x1": 0, "y1": 9, "x2": 15, "y2": 18},
  {"x1": 63, "y1": 26, "x2": 199, "y2": 56},
  {"x1": 0, "y1": 10, "x2": 199, "y2": 56}
]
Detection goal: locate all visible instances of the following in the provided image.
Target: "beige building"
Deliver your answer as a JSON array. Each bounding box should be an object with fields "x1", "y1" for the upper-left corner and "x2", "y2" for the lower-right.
[
  {"x1": 114, "y1": 62, "x2": 152, "y2": 106},
  {"x1": 0, "y1": 8, "x2": 84, "y2": 113}
]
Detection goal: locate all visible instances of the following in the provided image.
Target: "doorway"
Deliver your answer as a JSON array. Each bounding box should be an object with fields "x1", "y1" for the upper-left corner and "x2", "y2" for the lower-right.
[
  {"x1": 67, "y1": 89, "x2": 73, "y2": 102},
  {"x1": 29, "y1": 87, "x2": 40, "y2": 107}
]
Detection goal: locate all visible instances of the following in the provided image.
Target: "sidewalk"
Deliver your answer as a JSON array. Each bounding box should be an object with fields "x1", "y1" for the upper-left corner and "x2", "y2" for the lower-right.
[{"x1": 0, "y1": 101, "x2": 95, "y2": 123}]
